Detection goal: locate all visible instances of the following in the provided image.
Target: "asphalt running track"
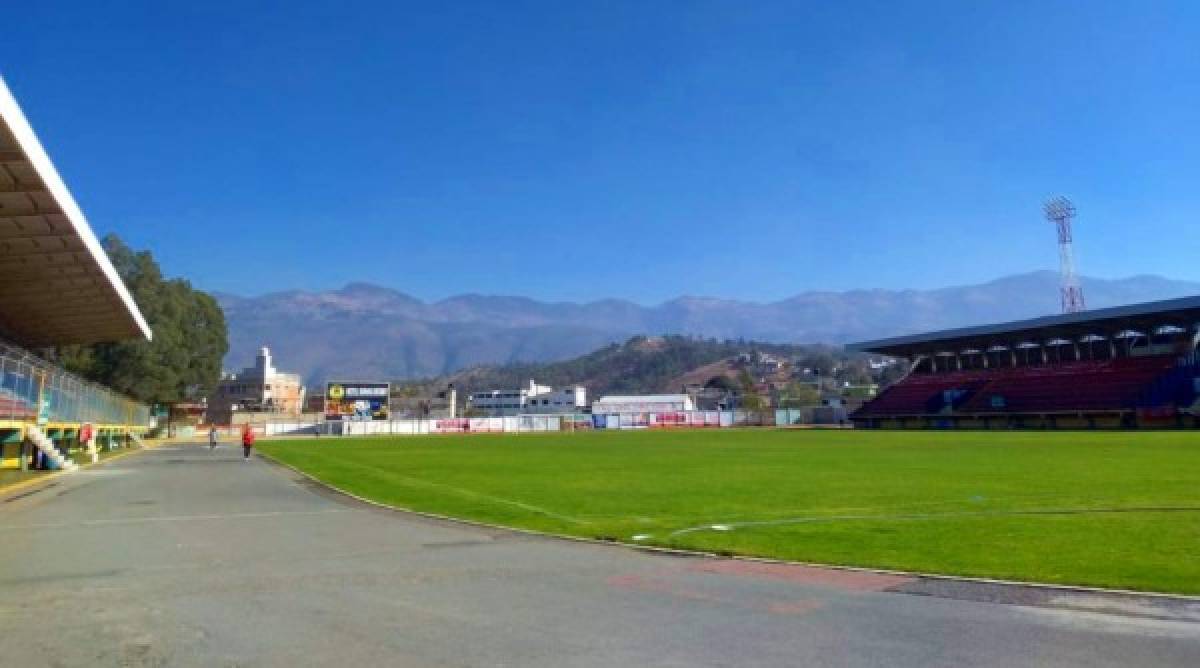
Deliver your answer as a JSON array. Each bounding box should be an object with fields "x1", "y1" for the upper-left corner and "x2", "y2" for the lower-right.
[{"x1": 0, "y1": 445, "x2": 1197, "y2": 667}]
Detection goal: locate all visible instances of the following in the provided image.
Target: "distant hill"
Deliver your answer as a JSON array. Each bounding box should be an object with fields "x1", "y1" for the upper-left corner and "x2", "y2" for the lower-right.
[
  {"x1": 216, "y1": 272, "x2": 1200, "y2": 384},
  {"x1": 415, "y1": 336, "x2": 836, "y2": 399}
]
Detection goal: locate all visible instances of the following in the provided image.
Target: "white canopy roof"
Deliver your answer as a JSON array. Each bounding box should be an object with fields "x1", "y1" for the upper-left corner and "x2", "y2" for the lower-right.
[
  {"x1": 595, "y1": 395, "x2": 690, "y2": 404},
  {"x1": 0, "y1": 77, "x2": 151, "y2": 345}
]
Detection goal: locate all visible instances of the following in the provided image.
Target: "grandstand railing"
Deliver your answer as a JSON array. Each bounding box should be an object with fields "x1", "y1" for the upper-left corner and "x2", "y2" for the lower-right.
[{"x1": 0, "y1": 339, "x2": 151, "y2": 427}]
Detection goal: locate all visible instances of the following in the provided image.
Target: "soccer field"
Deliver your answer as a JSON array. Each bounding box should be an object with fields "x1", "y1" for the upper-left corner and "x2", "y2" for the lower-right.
[{"x1": 259, "y1": 429, "x2": 1200, "y2": 594}]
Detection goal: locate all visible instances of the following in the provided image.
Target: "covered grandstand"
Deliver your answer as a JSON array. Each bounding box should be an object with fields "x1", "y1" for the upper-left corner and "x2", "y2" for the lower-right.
[
  {"x1": 849, "y1": 297, "x2": 1200, "y2": 429},
  {"x1": 0, "y1": 76, "x2": 152, "y2": 470}
]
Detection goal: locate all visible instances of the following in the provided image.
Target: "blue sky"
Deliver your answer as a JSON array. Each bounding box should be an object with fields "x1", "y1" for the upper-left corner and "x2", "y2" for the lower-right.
[{"x1": 3, "y1": 1, "x2": 1198, "y2": 303}]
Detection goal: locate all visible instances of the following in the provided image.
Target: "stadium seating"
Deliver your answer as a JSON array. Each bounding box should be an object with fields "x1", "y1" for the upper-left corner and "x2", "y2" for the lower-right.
[
  {"x1": 1139, "y1": 358, "x2": 1200, "y2": 409},
  {"x1": 960, "y1": 356, "x2": 1175, "y2": 414},
  {"x1": 854, "y1": 370, "x2": 990, "y2": 416},
  {"x1": 0, "y1": 393, "x2": 35, "y2": 421},
  {"x1": 857, "y1": 355, "x2": 1179, "y2": 417}
]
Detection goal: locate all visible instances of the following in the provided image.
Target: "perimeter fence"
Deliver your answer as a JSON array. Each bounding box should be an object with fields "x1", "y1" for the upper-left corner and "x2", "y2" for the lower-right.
[
  {"x1": 0, "y1": 339, "x2": 151, "y2": 426},
  {"x1": 249, "y1": 408, "x2": 845, "y2": 437}
]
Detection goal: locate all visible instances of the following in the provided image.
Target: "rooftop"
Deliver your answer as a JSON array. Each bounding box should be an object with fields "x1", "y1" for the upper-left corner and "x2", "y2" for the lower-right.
[
  {"x1": 848, "y1": 295, "x2": 1200, "y2": 357},
  {"x1": 0, "y1": 77, "x2": 151, "y2": 345},
  {"x1": 595, "y1": 394, "x2": 691, "y2": 403}
]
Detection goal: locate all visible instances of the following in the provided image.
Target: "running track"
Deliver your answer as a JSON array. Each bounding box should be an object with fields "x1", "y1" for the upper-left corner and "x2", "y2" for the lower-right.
[{"x1": 0, "y1": 445, "x2": 1197, "y2": 667}]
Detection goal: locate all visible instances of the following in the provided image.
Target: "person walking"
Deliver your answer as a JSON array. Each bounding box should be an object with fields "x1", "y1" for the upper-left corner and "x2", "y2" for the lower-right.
[
  {"x1": 241, "y1": 424, "x2": 256, "y2": 461},
  {"x1": 209, "y1": 425, "x2": 219, "y2": 451}
]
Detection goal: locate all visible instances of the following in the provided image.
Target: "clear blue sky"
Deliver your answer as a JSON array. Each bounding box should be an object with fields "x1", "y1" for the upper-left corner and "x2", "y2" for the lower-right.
[{"x1": 3, "y1": 1, "x2": 1198, "y2": 303}]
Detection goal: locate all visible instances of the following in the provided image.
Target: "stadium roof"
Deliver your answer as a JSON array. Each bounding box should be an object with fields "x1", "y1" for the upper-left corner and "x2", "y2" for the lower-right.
[
  {"x1": 0, "y1": 77, "x2": 151, "y2": 346},
  {"x1": 848, "y1": 295, "x2": 1200, "y2": 357}
]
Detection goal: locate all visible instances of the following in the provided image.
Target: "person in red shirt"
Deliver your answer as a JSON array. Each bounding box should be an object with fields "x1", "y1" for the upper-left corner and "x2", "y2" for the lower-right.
[{"x1": 241, "y1": 424, "x2": 256, "y2": 461}]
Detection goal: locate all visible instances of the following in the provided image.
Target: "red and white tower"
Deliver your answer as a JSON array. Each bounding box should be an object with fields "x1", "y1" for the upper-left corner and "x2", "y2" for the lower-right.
[{"x1": 1044, "y1": 196, "x2": 1085, "y2": 314}]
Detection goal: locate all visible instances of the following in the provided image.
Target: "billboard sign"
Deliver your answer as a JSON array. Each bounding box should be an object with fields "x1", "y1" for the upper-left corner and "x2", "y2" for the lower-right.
[{"x1": 325, "y1": 382, "x2": 390, "y2": 421}]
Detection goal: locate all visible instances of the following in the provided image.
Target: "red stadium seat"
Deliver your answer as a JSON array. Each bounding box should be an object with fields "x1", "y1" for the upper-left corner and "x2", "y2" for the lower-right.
[
  {"x1": 856, "y1": 355, "x2": 1177, "y2": 417},
  {"x1": 960, "y1": 357, "x2": 1175, "y2": 414}
]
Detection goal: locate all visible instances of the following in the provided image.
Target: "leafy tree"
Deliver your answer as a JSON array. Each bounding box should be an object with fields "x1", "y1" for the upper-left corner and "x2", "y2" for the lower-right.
[
  {"x1": 736, "y1": 369, "x2": 767, "y2": 410},
  {"x1": 704, "y1": 375, "x2": 738, "y2": 392},
  {"x1": 836, "y1": 360, "x2": 873, "y2": 386},
  {"x1": 877, "y1": 359, "x2": 911, "y2": 388},
  {"x1": 740, "y1": 392, "x2": 767, "y2": 411},
  {"x1": 800, "y1": 351, "x2": 836, "y2": 376},
  {"x1": 737, "y1": 369, "x2": 756, "y2": 391},
  {"x1": 55, "y1": 235, "x2": 228, "y2": 404},
  {"x1": 779, "y1": 381, "x2": 821, "y2": 407}
]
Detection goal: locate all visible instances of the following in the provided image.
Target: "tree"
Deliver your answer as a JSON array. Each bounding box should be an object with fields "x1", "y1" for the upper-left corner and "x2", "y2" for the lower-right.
[
  {"x1": 800, "y1": 351, "x2": 836, "y2": 376},
  {"x1": 779, "y1": 381, "x2": 821, "y2": 407},
  {"x1": 704, "y1": 375, "x2": 738, "y2": 392},
  {"x1": 836, "y1": 360, "x2": 873, "y2": 386},
  {"x1": 56, "y1": 235, "x2": 228, "y2": 405},
  {"x1": 736, "y1": 369, "x2": 767, "y2": 410},
  {"x1": 877, "y1": 360, "x2": 910, "y2": 388},
  {"x1": 740, "y1": 392, "x2": 768, "y2": 411}
]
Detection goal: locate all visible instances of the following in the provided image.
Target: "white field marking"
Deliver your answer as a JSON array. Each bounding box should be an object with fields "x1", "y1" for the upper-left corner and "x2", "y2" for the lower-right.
[
  {"x1": 333, "y1": 459, "x2": 590, "y2": 525},
  {"x1": 631, "y1": 534, "x2": 652, "y2": 541},
  {"x1": 0, "y1": 508, "x2": 354, "y2": 532},
  {"x1": 1047, "y1": 593, "x2": 1200, "y2": 623},
  {"x1": 668, "y1": 505, "x2": 1200, "y2": 537},
  {"x1": 1017, "y1": 606, "x2": 1200, "y2": 640},
  {"x1": 78, "y1": 469, "x2": 133, "y2": 476},
  {"x1": 680, "y1": 492, "x2": 1118, "y2": 524}
]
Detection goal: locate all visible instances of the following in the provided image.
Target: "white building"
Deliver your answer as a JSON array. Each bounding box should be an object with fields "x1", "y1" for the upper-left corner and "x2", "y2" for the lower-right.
[
  {"x1": 592, "y1": 394, "x2": 695, "y2": 414},
  {"x1": 209, "y1": 347, "x2": 306, "y2": 423},
  {"x1": 469, "y1": 380, "x2": 587, "y2": 416},
  {"x1": 868, "y1": 357, "x2": 898, "y2": 370}
]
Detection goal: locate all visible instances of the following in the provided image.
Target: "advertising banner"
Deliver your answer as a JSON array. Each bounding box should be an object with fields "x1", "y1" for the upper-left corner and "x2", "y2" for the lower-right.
[
  {"x1": 435, "y1": 418, "x2": 468, "y2": 433},
  {"x1": 325, "y1": 382, "x2": 390, "y2": 421}
]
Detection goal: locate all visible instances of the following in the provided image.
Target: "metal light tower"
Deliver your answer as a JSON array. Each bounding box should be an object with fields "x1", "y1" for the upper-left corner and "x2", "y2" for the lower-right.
[{"x1": 1044, "y1": 196, "x2": 1085, "y2": 313}]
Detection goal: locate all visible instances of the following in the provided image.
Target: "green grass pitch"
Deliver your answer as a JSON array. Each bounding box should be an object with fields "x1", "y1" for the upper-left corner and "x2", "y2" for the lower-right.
[{"x1": 259, "y1": 429, "x2": 1200, "y2": 594}]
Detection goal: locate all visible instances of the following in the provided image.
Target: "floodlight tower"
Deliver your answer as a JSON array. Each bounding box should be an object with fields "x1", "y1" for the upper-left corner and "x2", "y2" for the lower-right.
[{"x1": 1044, "y1": 196, "x2": 1085, "y2": 313}]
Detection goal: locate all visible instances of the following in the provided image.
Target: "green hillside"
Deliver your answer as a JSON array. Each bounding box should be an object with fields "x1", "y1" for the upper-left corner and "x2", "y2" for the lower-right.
[{"x1": 396, "y1": 335, "x2": 875, "y2": 399}]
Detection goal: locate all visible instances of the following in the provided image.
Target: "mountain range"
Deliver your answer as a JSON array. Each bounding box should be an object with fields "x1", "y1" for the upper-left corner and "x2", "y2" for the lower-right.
[{"x1": 215, "y1": 271, "x2": 1200, "y2": 384}]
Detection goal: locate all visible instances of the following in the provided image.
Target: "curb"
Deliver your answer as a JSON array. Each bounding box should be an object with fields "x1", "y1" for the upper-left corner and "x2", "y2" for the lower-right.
[
  {"x1": 0, "y1": 444, "x2": 155, "y2": 500},
  {"x1": 255, "y1": 449, "x2": 1200, "y2": 605}
]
